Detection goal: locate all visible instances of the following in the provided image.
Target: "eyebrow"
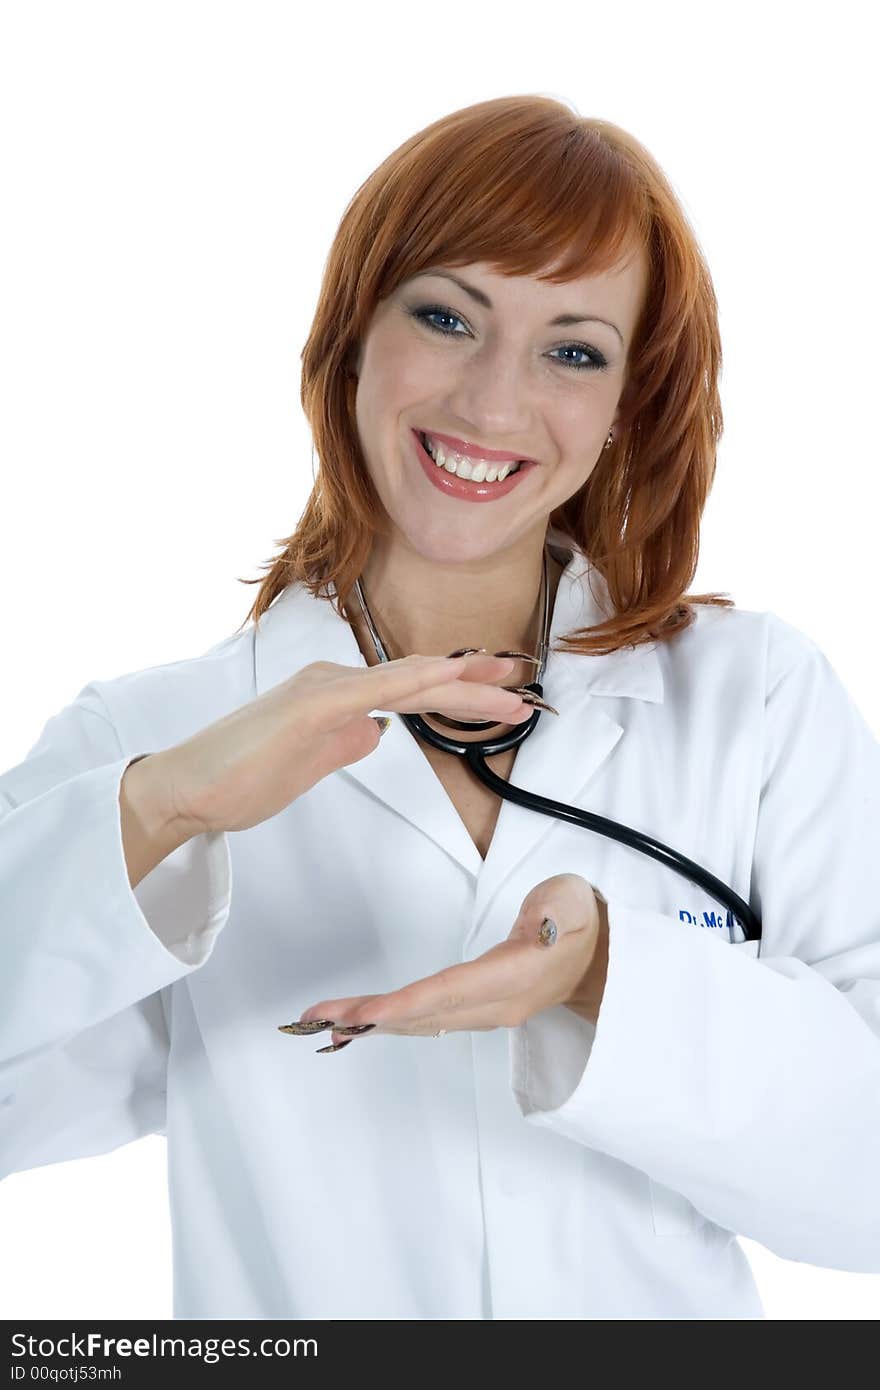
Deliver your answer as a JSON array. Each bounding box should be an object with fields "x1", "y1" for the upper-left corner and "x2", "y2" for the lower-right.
[{"x1": 407, "y1": 269, "x2": 624, "y2": 347}]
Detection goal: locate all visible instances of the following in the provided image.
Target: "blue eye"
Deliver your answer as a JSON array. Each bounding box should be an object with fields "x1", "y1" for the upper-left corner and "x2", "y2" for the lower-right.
[{"x1": 409, "y1": 304, "x2": 609, "y2": 373}]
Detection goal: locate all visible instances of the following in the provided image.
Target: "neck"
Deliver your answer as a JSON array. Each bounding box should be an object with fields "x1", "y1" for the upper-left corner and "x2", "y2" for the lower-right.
[{"x1": 346, "y1": 532, "x2": 563, "y2": 672}]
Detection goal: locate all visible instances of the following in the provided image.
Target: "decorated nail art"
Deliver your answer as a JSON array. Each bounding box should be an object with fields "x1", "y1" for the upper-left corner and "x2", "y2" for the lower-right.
[
  {"x1": 502, "y1": 687, "x2": 559, "y2": 715},
  {"x1": 494, "y1": 650, "x2": 542, "y2": 665},
  {"x1": 537, "y1": 917, "x2": 558, "y2": 947},
  {"x1": 277, "y1": 1019, "x2": 336, "y2": 1035}
]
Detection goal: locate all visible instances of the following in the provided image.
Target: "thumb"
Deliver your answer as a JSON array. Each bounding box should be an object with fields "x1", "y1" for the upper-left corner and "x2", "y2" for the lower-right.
[
  {"x1": 508, "y1": 873, "x2": 600, "y2": 949},
  {"x1": 507, "y1": 900, "x2": 560, "y2": 950}
]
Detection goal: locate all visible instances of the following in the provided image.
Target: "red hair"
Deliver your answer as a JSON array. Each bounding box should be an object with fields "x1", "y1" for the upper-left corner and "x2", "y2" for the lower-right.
[{"x1": 236, "y1": 94, "x2": 733, "y2": 654}]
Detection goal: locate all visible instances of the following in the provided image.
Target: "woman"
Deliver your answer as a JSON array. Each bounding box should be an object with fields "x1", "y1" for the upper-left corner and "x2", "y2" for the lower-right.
[{"x1": 2, "y1": 96, "x2": 879, "y2": 1321}]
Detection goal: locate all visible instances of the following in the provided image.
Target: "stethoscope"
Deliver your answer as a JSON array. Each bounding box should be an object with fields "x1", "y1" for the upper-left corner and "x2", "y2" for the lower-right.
[{"x1": 353, "y1": 545, "x2": 762, "y2": 945}]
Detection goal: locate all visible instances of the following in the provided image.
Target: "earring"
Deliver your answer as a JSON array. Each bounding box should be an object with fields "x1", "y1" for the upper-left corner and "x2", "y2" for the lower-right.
[{"x1": 604, "y1": 431, "x2": 613, "y2": 450}]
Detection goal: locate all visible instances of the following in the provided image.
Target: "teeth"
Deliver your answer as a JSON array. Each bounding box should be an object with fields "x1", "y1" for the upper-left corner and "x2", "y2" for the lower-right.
[{"x1": 422, "y1": 433, "x2": 522, "y2": 481}]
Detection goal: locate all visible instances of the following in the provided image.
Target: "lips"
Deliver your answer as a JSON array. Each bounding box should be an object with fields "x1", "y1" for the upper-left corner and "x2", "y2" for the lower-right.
[
  {"x1": 412, "y1": 428, "x2": 534, "y2": 503},
  {"x1": 418, "y1": 427, "x2": 538, "y2": 468},
  {"x1": 420, "y1": 431, "x2": 523, "y2": 476}
]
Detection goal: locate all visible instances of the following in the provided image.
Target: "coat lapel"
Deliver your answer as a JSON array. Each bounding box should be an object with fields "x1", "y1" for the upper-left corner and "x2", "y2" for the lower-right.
[{"x1": 253, "y1": 543, "x2": 665, "y2": 897}]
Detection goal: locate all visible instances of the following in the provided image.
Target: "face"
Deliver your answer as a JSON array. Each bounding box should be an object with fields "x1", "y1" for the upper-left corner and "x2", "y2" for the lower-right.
[{"x1": 351, "y1": 253, "x2": 648, "y2": 567}]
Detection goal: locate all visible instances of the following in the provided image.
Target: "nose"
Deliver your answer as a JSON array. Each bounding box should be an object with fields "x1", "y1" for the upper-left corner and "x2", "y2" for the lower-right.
[{"x1": 445, "y1": 337, "x2": 534, "y2": 442}]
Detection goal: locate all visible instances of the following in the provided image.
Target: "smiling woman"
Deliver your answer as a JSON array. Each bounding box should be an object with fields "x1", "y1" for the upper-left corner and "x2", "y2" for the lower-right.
[
  {"x1": 235, "y1": 94, "x2": 734, "y2": 659},
  {"x1": 6, "y1": 90, "x2": 877, "y2": 1327}
]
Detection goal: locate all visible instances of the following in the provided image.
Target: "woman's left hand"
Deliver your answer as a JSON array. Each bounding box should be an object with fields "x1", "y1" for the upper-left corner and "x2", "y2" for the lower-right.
[{"x1": 283, "y1": 873, "x2": 609, "y2": 1051}]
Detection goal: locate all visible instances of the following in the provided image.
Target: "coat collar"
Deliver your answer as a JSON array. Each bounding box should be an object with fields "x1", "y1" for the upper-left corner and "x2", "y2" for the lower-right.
[{"x1": 254, "y1": 537, "x2": 664, "y2": 927}]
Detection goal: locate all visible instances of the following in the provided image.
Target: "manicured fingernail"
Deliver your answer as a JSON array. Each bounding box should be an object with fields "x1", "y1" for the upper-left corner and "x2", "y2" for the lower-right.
[
  {"x1": 333, "y1": 1023, "x2": 376, "y2": 1035},
  {"x1": 316, "y1": 1038, "x2": 353, "y2": 1053},
  {"x1": 537, "y1": 917, "x2": 558, "y2": 946},
  {"x1": 494, "y1": 650, "x2": 542, "y2": 665},
  {"x1": 277, "y1": 1019, "x2": 336, "y2": 1035},
  {"x1": 372, "y1": 716, "x2": 391, "y2": 736},
  {"x1": 505, "y1": 687, "x2": 559, "y2": 715}
]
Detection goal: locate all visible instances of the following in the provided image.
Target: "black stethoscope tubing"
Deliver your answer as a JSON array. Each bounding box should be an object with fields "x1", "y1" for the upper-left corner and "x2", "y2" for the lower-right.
[{"x1": 400, "y1": 684, "x2": 763, "y2": 944}]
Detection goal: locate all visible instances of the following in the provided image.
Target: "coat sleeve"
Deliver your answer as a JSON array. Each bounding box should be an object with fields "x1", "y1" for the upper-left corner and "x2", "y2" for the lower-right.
[
  {"x1": 0, "y1": 683, "x2": 232, "y2": 1176},
  {"x1": 509, "y1": 613, "x2": 880, "y2": 1273}
]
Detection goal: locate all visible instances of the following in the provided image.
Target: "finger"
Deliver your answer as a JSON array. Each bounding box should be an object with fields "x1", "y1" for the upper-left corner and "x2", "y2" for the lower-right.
[
  {"x1": 395, "y1": 1002, "x2": 517, "y2": 1036},
  {"x1": 406, "y1": 928, "x2": 595, "y2": 1035},
  {"x1": 368, "y1": 943, "x2": 537, "y2": 1031},
  {"x1": 325, "y1": 670, "x2": 532, "y2": 729},
  {"x1": 296, "y1": 993, "x2": 380, "y2": 1024},
  {"x1": 294, "y1": 938, "x2": 558, "y2": 1045},
  {"x1": 294, "y1": 958, "x2": 511, "y2": 1041},
  {"x1": 384, "y1": 675, "x2": 532, "y2": 721},
  {"x1": 325, "y1": 968, "x2": 572, "y2": 1043},
  {"x1": 317, "y1": 652, "x2": 519, "y2": 721},
  {"x1": 287, "y1": 993, "x2": 381, "y2": 1042}
]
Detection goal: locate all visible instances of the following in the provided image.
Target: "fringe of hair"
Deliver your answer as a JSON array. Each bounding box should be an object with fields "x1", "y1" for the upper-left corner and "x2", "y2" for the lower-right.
[{"x1": 234, "y1": 95, "x2": 733, "y2": 655}]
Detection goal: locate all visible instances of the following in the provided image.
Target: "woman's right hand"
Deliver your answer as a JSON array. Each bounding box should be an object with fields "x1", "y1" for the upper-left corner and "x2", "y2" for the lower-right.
[{"x1": 141, "y1": 652, "x2": 529, "y2": 837}]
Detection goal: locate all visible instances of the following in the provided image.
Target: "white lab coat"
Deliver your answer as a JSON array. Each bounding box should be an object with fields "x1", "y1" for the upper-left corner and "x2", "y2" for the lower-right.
[{"x1": 2, "y1": 536, "x2": 879, "y2": 1321}]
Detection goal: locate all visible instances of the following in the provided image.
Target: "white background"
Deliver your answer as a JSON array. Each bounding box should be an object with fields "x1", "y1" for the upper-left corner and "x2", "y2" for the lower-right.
[{"x1": 1, "y1": 0, "x2": 878, "y2": 1321}]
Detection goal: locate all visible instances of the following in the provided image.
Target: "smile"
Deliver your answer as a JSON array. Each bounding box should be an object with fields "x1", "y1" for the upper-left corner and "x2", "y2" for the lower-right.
[{"x1": 412, "y1": 430, "x2": 535, "y2": 503}]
